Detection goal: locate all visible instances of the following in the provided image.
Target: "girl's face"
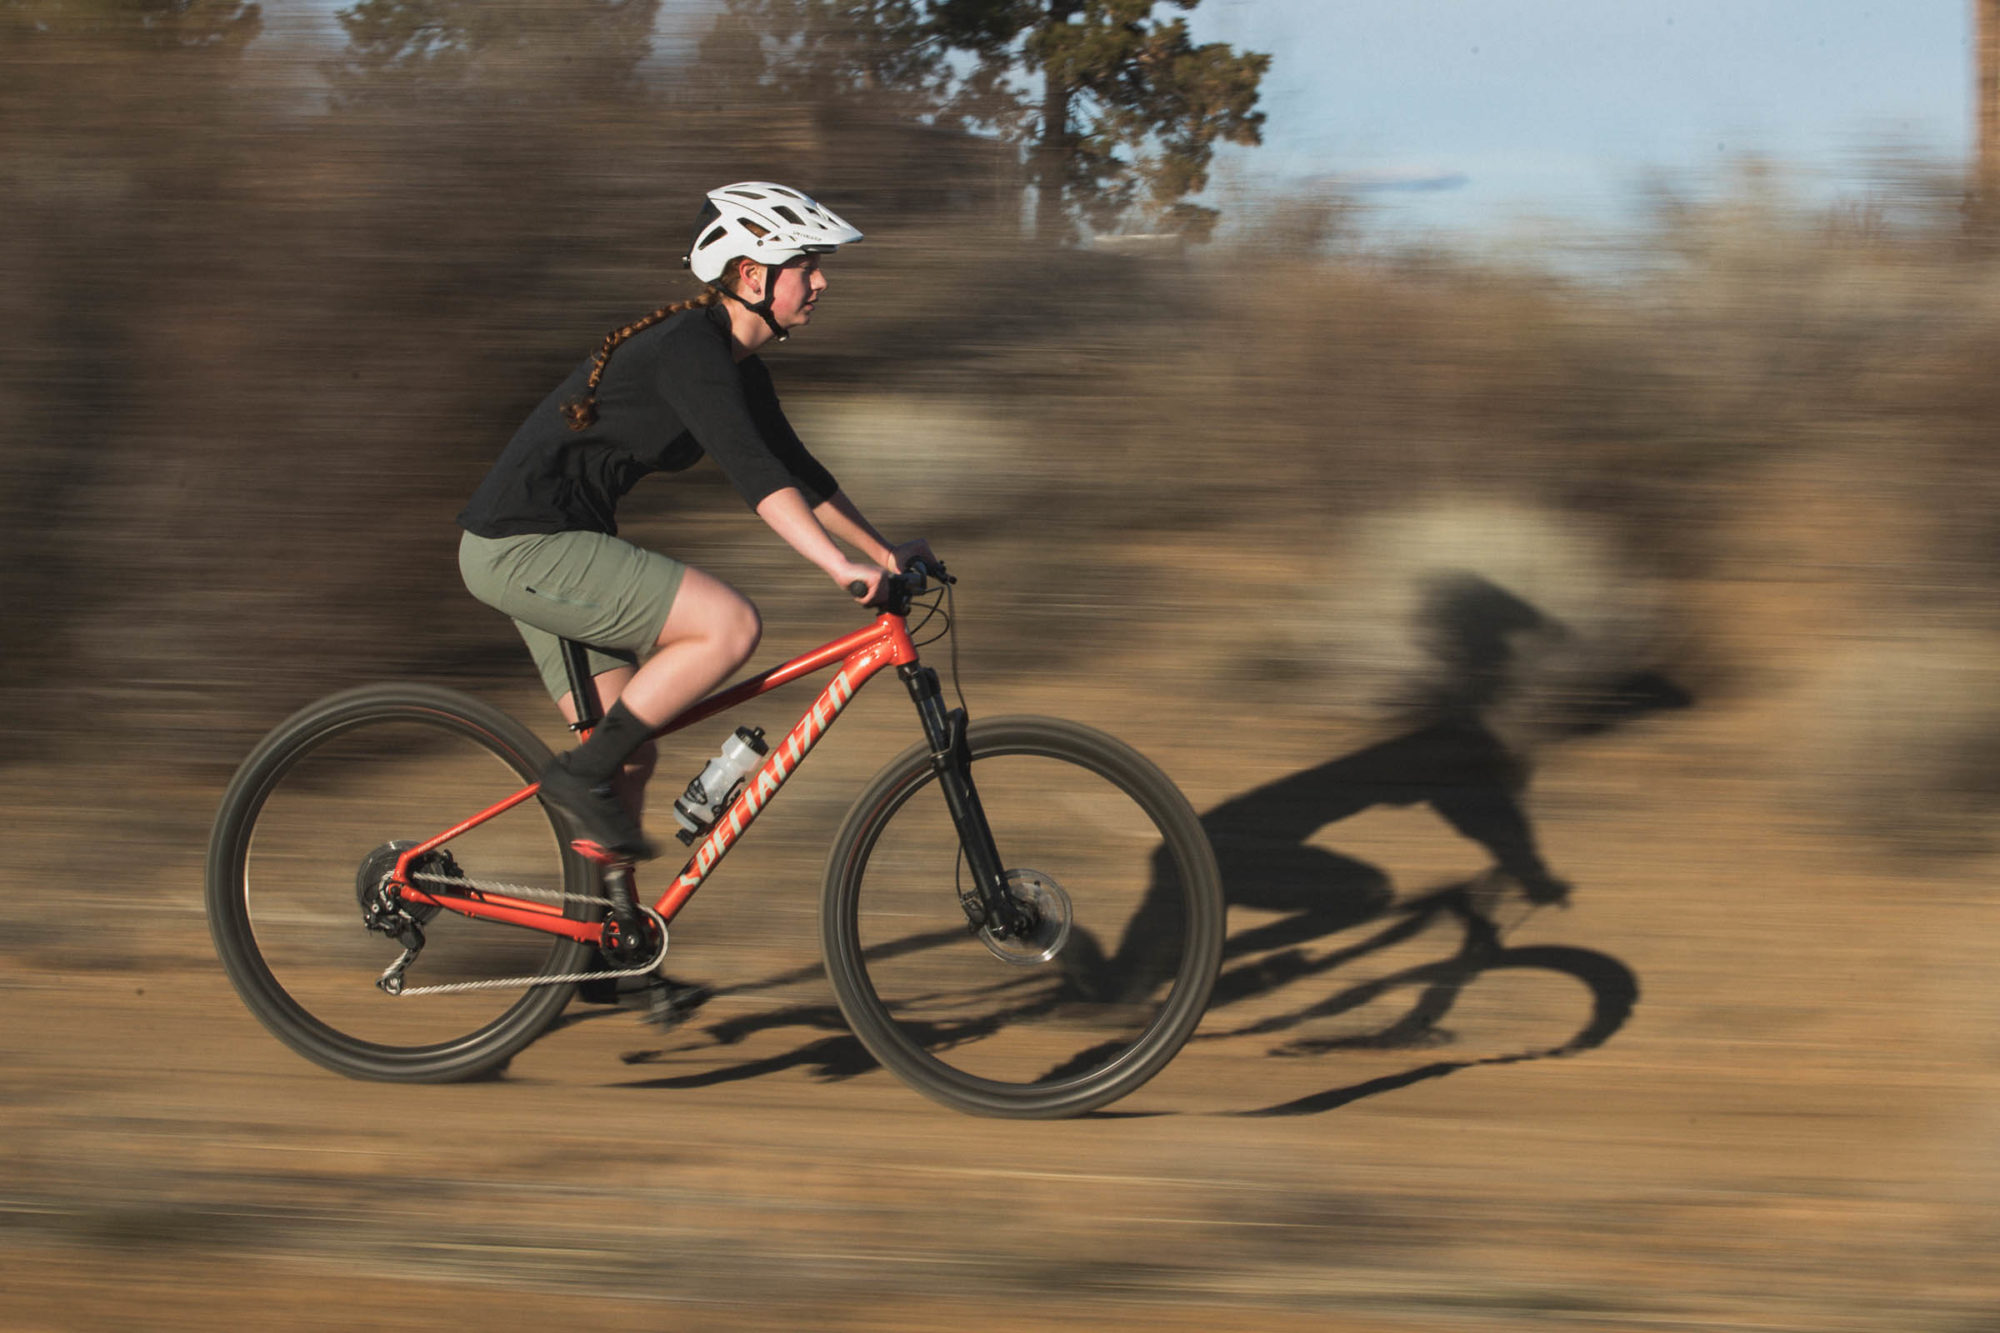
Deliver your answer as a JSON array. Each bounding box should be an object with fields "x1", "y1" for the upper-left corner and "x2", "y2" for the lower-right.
[{"x1": 767, "y1": 255, "x2": 827, "y2": 329}]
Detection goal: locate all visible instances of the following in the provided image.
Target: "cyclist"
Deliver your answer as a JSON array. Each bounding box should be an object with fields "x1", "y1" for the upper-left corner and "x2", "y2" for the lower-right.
[{"x1": 457, "y1": 182, "x2": 935, "y2": 867}]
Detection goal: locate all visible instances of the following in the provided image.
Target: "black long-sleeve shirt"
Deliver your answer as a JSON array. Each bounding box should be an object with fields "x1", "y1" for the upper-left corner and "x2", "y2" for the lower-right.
[{"x1": 458, "y1": 304, "x2": 839, "y2": 538}]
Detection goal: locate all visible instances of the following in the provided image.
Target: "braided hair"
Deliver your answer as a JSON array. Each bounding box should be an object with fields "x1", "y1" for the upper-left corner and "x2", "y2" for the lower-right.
[{"x1": 561, "y1": 278, "x2": 735, "y2": 431}]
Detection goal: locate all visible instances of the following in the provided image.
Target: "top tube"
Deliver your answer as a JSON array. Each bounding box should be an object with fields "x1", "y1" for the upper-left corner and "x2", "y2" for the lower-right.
[{"x1": 650, "y1": 611, "x2": 918, "y2": 742}]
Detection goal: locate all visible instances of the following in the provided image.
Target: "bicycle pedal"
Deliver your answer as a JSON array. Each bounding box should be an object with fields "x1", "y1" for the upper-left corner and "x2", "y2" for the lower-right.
[{"x1": 638, "y1": 980, "x2": 713, "y2": 1032}]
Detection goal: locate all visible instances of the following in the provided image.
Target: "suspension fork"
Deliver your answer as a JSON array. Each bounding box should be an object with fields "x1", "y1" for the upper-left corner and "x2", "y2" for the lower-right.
[{"x1": 899, "y1": 664, "x2": 1029, "y2": 936}]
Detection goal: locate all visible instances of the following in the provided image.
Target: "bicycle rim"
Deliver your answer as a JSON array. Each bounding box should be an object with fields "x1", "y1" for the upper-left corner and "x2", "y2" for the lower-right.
[
  {"x1": 206, "y1": 685, "x2": 596, "y2": 1082},
  {"x1": 823, "y1": 717, "x2": 1222, "y2": 1118}
]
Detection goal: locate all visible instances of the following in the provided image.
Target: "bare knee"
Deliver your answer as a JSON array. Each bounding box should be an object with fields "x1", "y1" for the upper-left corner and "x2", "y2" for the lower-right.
[
  {"x1": 650, "y1": 569, "x2": 762, "y2": 667},
  {"x1": 720, "y1": 599, "x2": 762, "y2": 668}
]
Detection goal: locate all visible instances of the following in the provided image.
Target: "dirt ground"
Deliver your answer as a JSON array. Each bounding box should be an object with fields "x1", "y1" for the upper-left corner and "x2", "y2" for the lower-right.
[{"x1": 2, "y1": 553, "x2": 1996, "y2": 1333}]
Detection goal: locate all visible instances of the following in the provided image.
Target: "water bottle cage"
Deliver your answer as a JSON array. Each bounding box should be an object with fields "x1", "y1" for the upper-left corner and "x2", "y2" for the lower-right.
[{"x1": 673, "y1": 776, "x2": 747, "y2": 845}]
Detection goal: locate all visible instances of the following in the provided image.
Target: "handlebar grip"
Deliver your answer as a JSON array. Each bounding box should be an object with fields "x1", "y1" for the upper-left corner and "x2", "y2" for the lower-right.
[{"x1": 846, "y1": 580, "x2": 869, "y2": 599}]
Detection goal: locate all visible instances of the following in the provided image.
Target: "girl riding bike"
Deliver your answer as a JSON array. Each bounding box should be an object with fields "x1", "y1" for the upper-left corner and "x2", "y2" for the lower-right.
[
  {"x1": 209, "y1": 189, "x2": 1224, "y2": 1113},
  {"x1": 455, "y1": 182, "x2": 934, "y2": 862}
]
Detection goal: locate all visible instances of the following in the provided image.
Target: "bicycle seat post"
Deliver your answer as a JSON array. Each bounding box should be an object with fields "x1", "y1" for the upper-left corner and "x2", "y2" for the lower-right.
[{"x1": 559, "y1": 639, "x2": 603, "y2": 733}]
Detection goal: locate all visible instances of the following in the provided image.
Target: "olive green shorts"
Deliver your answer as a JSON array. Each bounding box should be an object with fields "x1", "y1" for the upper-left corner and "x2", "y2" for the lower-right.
[{"x1": 458, "y1": 529, "x2": 687, "y2": 703}]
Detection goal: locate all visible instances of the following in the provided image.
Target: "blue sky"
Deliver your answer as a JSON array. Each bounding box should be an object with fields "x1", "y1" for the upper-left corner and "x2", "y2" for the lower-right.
[
  {"x1": 1184, "y1": 0, "x2": 1978, "y2": 236},
  {"x1": 277, "y1": 1, "x2": 1981, "y2": 236}
]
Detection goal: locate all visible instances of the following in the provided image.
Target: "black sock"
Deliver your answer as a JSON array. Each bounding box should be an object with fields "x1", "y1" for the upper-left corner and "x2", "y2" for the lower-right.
[{"x1": 564, "y1": 700, "x2": 654, "y2": 785}]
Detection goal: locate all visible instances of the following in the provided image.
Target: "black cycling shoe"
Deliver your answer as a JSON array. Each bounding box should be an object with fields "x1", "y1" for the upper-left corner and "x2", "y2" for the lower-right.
[{"x1": 536, "y1": 753, "x2": 657, "y2": 861}]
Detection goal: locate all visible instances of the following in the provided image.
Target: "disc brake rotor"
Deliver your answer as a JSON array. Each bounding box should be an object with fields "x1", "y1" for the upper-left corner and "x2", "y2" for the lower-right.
[{"x1": 979, "y1": 869, "x2": 1072, "y2": 966}]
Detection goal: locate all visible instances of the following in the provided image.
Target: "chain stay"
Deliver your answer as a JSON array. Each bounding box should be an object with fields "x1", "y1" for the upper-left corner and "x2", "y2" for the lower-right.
[{"x1": 374, "y1": 872, "x2": 665, "y2": 999}]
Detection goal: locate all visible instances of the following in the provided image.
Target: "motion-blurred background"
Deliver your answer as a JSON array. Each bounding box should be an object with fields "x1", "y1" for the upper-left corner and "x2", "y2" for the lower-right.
[{"x1": 3, "y1": 3, "x2": 1998, "y2": 1329}]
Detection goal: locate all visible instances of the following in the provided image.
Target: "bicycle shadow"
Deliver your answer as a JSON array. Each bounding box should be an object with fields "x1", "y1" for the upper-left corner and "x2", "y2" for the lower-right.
[
  {"x1": 607, "y1": 926, "x2": 1102, "y2": 1092},
  {"x1": 1197, "y1": 876, "x2": 1640, "y2": 1118},
  {"x1": 611, "y1": 574, "x2": 1685, "y2": 1112}
]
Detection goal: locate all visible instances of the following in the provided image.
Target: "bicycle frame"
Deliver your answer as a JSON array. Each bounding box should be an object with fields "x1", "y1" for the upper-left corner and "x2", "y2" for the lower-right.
[{"x1": 387, "y1": 609, "x2": 943, "y2": 947}]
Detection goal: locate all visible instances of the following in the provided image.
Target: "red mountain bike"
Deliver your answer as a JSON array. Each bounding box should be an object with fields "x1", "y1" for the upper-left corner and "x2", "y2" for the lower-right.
[{"x1": 205, "y1": 571, "x2": 1223, "y2": 1118}]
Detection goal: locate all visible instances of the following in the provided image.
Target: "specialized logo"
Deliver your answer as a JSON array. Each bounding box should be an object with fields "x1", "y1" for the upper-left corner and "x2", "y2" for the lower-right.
[{"x1": 672, "y1": 665, "x2": 858, "y2": 893}]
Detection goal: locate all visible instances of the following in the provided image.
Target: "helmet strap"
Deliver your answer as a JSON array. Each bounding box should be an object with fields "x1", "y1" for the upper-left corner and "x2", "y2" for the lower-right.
[{"x1": 715, "y1": 263, "x2": 790, "y2": 343}]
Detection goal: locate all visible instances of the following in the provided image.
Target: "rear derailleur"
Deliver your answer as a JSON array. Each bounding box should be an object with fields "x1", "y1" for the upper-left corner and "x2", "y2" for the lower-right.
[{"x1": 355, "y1": 840, "x2": 462, "y2": 993}]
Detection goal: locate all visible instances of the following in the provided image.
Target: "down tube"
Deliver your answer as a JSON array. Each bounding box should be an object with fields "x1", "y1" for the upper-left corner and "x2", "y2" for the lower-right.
[{"x1": 650, "y1": 639, "x2": 904, "y2": 923}]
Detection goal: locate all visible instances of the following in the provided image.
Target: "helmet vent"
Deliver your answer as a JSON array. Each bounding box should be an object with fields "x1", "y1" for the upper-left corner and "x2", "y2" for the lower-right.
[{"x1": 771, "y1": 205, "x2": 804, "y2": 226}]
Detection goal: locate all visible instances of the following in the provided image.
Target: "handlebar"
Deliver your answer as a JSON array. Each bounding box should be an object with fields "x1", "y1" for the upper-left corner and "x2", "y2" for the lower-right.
[{"x1": 847, "y1": 561, "x2": 953, "y2": 614}]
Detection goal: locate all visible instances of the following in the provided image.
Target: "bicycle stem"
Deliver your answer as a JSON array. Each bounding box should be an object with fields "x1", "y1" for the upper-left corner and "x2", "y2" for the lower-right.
[{"x1": 898, "y1": 664, "x2": 1026, "y2": 936}]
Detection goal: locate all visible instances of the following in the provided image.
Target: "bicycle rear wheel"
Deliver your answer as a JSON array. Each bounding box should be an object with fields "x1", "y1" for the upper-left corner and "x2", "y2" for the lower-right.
[
  {"x1": 822, "y1": 716, "x2": 1223, "y2": 1118},
  {"x1": 206, "y1": 684, "x2": 598, "y2": 1082}
]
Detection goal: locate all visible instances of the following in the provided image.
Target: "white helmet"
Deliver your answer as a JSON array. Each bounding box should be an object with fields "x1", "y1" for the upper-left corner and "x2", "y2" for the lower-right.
[{"x1": 684, "y1": 182, "x2": 864, "y2": 284}]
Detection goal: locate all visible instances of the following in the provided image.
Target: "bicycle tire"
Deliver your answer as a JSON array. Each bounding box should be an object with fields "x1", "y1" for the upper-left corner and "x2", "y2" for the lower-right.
[
  {"x1": 822, "y1": 716, "x2": 1223, "y2": 1118},
  {"x1": 205, "y1": 684, "x2": 598, "y2": 1082}
]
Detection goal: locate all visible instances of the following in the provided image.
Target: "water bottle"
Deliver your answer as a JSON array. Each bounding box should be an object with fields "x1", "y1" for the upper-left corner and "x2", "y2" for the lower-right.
[{"x1": 673, "y1": 726, "x2": 769, "y2": 841}]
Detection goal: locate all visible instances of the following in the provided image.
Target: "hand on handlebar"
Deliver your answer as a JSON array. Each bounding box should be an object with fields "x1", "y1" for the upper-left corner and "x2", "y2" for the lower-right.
[
  {"x1": 889, "y1": 540, "x2": 954, "y2": 591},
  {"x1": 841, "y1": 543, "x2": 953, "y2": 609},
  {"x1": 835, "y1": 561, "x2": 888, "y2": 606},
  {"x1": 891, "y1": 538, "x2": 942, "y2": 579}
]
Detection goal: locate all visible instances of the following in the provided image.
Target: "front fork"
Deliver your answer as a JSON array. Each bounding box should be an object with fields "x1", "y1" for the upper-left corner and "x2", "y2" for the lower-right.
[{"x1": 900, "y1": 665, "x2": 1031, "y2": 938}]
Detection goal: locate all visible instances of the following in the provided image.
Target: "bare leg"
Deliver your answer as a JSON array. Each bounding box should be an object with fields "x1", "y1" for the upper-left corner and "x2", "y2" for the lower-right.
[
  {"x1": 617, "y1": 566, "x2": 762, "y2": 727},
  {"x1": 551, "y1": 567, "x2": 759, "y2": 817},
  {"x1": 554, "y1": 578, "x2": 749, "y2": 1014}
]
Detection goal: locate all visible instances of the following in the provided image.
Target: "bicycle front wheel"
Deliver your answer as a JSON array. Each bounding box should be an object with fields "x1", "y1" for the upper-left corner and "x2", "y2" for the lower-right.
[
  {"x1": 822, "y1": 716, "x2": 1223, "y2": 1118},
  {"x1": 206, "y1": 684, "x2": 598, "y2": 1082}
]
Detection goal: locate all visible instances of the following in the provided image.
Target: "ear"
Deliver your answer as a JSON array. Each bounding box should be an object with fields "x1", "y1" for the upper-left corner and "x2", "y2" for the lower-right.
[{"x1": 735, "y1": 258, "x2": 767, "y2": 299}]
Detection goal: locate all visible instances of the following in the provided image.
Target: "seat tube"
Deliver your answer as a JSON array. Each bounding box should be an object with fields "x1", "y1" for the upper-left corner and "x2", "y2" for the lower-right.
[{"x1": 898, "y1": 665, "x2": 1016, "y2": 929}]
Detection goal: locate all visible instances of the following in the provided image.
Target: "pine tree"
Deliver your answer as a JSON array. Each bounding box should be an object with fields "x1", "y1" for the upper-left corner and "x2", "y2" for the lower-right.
[{"x1": 726, "y1": 0, "x2": 1268, "y2": 242}]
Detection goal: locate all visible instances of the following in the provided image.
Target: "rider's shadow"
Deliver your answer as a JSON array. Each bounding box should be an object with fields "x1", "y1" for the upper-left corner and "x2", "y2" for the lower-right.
[
  {"x1": 1180, "y1": 572, "x2": 1690, "y2": 1113},
  {"x1": 1184, "y1": 717, "x2": 1636, "y2": 1116}
]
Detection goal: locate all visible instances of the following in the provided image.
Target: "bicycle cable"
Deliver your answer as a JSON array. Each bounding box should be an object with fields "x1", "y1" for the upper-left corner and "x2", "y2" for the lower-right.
[
  {"x1": 899, "y1": 573, "x2": 968, "y2": 717},
  {"x1": 945, "y1": 576, "x2": 968, "y2": 716}
]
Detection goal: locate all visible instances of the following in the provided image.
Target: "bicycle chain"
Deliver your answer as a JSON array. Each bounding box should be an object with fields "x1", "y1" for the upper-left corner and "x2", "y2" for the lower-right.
[
  {"x1": 375, "y1": 871, "x2": 666, "y2": 998},
  {"x1": 411, "y1": 869, "x2": 613, "y2": 908}
]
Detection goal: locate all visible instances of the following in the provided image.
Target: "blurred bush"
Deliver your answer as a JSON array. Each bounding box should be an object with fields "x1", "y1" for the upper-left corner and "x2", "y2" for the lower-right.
[
  {"x1": 3, "y1": 8, "x2": 1998, "y2": 853},
  {"x1": 1793, "y1": 628, "x2": 2000, "y2": 857}
]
